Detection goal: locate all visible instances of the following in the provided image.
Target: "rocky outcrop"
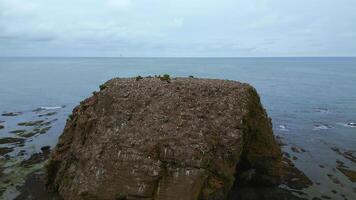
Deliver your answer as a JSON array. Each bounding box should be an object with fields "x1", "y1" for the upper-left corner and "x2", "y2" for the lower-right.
[{"x1": 46, "y1": 77, "x2": 283, "y2": 200}]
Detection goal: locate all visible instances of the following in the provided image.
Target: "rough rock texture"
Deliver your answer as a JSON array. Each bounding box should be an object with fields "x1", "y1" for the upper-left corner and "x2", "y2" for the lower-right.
[{"x1": 46, "y1": 77, "x2": 282, "y2": 200}]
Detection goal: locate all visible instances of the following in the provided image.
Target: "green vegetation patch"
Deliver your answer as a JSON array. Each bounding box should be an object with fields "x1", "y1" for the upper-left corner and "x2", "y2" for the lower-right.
[
  {"x1": 99, "y1": 84, "x2": 107, "y2": 91},
  {"x1": 135, "y1": 75, "x2": 143, "y2": 81},
  {"x1": 158, "y1": 74, "x2": 171, "y2": 83}
]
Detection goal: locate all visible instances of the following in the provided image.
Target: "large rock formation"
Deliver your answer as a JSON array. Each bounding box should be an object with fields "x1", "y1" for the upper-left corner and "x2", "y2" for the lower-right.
[{"x1": 46, "y1": 77, "x2": 283, "y2": 200}]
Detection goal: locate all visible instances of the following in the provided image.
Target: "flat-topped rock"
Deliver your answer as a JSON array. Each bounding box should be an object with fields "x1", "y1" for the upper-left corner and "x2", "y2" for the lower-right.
[{"x1": 46, "y1": 77, "x2": 283, "y2": 200}]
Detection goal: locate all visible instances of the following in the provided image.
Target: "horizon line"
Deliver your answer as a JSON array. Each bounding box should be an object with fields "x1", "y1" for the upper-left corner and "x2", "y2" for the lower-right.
[{"x1": 1, "y1": 56, "x2": 356, "y2": 59}]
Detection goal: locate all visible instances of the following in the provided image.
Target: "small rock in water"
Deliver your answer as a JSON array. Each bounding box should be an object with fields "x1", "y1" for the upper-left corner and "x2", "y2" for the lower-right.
[
  {"x1": 17, "y1": 131, "x2": 38, "y2": 138},
  {"x1": 38, "y1": 112, "x2": 57, "y2": 117},
  {"x1": 18, "y1": 120, "x2": 44, "y2": 127},
  {"x1": 0, "y1": 125, "x2": 4, "y2": 129},
  {"x1": 283, "y1": 152, "x2": 291, "y2": 158},
  {"x1": 291, "y1": 146, "x2": 305, "y2": 153},
  {"x1": 17, "y1": 150, "x2": 27, "y2": 156},
  {"x1": 12, "y1": 126, "x2": 51, "y2": 138},
  {"x1": 41, "y1": 146, "x2": 51, "y2": 152},
  {"x1": 331, "y1": 147, "x2": 356, "y2": 163},
  {"x1": 1, "y1": 112, "x2": 22, "y2": 116},
  {"x1": 33, "y1": 108, "x2": 45, "y2": 112},
  {"x1": 0, "y1": 137, "x2": 25, "y2": 145},
  {"x1": 337, "y1": 167, "x2": 356, "y2": 182},
  {"x1": 39, "y1": 126, "x2": 51, "y2": 134},
  {"x1": 336, "y1": 160, "x2": 348, "y2": 168},
  {"x1": 347, "y1": 122, "x2": 356, "y2": 127},
  {"x1": 10, "y1": 129, "x2": 27, "y2": 134},
  {"x1": 321, "y1": 195, "x2": 332, "y2": 199},
  {"x1": 0, "y1": 147, "x2": 14, "y2": 156},
  {"x1": 40, "y1": 119, "x2": 56, "y2": 127}
]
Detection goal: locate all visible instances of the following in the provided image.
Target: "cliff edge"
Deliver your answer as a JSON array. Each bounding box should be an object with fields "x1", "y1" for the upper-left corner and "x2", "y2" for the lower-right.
[{"x1": 46, "y1": 77, "x2": 285, "y2": 200}]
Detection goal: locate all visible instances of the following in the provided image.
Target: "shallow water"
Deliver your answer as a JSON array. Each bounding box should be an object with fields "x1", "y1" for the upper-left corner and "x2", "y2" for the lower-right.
[{"x1": 0, "y1": 57, "x2": 355, "y2": 199}]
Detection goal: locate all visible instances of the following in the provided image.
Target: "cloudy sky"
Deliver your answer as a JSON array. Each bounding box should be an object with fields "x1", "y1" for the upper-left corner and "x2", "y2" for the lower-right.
[{"x1": 0, "y1": 0, "x2": 355, "y2": 57}]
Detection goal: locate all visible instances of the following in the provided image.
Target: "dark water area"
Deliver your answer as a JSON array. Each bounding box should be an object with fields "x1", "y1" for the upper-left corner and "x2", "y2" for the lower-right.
[{"x1": 0, "y1": 57, "x2": 355, "y2": 199}]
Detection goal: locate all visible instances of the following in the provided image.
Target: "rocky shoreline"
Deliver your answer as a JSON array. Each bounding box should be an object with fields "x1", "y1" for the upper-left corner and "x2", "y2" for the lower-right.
[{"x1": 0, "y1": 105, "x2": 66, "y2": 198}]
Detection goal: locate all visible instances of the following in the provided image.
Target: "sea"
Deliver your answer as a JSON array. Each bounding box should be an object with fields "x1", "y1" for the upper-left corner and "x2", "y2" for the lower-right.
[{"x1": 0, "y1": 57, "x2": 355, "y2": 199}]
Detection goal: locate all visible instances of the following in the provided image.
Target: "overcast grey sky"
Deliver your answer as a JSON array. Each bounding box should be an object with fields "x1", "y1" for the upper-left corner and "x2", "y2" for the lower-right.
[{"x1": 0, "y1": 0, "x2": 355, "y2": 57}]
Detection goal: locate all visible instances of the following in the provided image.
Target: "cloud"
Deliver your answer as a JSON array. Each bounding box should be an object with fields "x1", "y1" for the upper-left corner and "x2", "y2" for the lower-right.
[
  {"x1": 0, "y1": 0, "x2": 37, "y2": 15},
  {"x1": 171, "y1": 17, "x2": 184, "y2": 28},
  {"x1": 0, "y1": 0, "x2": 355, "y2": 57},
  {"x1": 106, "y1": 0, "x2": 133, "y2": 11}
]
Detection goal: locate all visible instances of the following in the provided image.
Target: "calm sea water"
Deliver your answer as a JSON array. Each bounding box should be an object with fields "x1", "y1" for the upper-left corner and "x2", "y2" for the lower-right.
[{"x1": 0, "y1": 57, "x2": 355, "y2": 199}]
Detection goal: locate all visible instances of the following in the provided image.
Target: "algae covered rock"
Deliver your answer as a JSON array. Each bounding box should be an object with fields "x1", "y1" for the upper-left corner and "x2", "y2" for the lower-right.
[{"x1": 46, "y1": 77, "x2": 282, "y2": 200}]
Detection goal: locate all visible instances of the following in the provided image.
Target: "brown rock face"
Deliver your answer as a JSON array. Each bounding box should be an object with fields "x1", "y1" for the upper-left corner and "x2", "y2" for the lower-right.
[{"x1": 46, "y1": 77, "x2": 282, "y2": 200}]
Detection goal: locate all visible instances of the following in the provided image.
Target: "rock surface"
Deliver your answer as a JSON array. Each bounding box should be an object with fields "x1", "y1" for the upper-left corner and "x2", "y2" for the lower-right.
[{"x1": 46, "y1": 77, "x2": 284, "y2": 200}]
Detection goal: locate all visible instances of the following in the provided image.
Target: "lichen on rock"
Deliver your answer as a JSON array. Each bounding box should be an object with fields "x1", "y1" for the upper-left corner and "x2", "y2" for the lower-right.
[{"x1": 46, "y1": 77, "x2": 283, "y2": 200}]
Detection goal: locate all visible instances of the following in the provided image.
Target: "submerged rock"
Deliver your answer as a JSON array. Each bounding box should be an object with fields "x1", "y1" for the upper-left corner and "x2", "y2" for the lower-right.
[
  {"x1": 18, "y1": 120, "x2": 44, "y2": 127},
  {"x1": 38, "y1": 112, "x2": 58, "y2": 117},
  {"x1": 10, "y1": 129, "x2": 27, "y2": 134},
  {"x1": 0, "y1": 137, "x2": 25, "y2": 145},
  {"x1": 337, "y1": 167, "x2": 356, "y2": 182},
  {"x1": 21, "y1": 148, "x2": 51, "y2": 167},
  {"x1": 10, "y1": 127, "x2": 51, "y2": 138},
  {"x1": 1, "y1": 112, "x2": 22, "y2": 117},
  {"x1": 331, "y1": 147, "x2": 356, "y2": 163},
  {"x1": 17, "y1": 131, "x2": 38, "y2": 138},
  {"x1": 0, "y1": 125, "x2": 4, "y2": 129},
  {"x1": 0, "y1": 147, "x2": 14, "y2": 156},
  {"x1": 46, "y1": 77, "x2": 288, "y2": 200}
]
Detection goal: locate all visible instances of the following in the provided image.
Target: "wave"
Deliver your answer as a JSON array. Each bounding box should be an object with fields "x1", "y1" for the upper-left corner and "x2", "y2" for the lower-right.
[
  {"x1": 313, "y1": 124, "x2": 333, "y2": 130},
  {"x1": 314, "y1": 107, "x2": 329, "y2": 113},
  {"x1": 277, "y1": 125, "x2": 289, "y2": 132},
  {"x1": 40, "y1": 106, "x2": 63, "y2": 110},
  {"x1": 33, "y1": 105, "x2": 64, "y2": 112},
  {"x1": 339, "y1": 122, "x2": 356, "y2": 128}
]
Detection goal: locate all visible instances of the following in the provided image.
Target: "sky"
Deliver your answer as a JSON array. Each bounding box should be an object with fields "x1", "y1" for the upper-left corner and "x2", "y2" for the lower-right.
[{"x1": 0, "y1": 0, "x2": 355, "y2": 57}]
